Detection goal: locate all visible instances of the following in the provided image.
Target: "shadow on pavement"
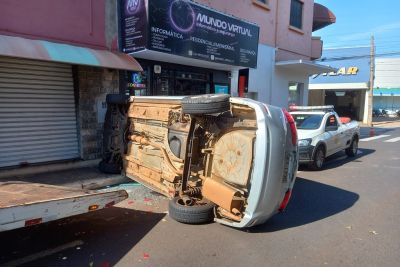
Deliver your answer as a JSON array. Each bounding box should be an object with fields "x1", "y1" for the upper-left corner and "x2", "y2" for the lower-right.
[
  {"x1": 322, "y1": 147, "x2": 375, "y2": 171},
  {"x1": 0, "y1": 207, "x2": 165, "y2": 267},
  {"x1": 298, "y1": 148, "x2": 375, "y2": 172},
  {"x1": 250, "y1": 177, "x2": 359, "y2": 233}
]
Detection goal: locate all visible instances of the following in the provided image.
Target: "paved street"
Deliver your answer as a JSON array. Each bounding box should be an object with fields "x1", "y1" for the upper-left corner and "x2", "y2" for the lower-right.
[{"x1": 1, "y1": 126, "x2": 399, "y2": 267}]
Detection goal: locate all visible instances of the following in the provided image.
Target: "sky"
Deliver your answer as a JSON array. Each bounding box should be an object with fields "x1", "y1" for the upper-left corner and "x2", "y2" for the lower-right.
[{"x1": 314, "y1": 0, "x2": 400, "y2": 56}]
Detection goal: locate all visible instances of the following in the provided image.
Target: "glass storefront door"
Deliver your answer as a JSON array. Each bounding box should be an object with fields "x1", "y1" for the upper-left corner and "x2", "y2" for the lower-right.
[{"x1": 152, "y1": 68, "x2": 211, "y2": 96}]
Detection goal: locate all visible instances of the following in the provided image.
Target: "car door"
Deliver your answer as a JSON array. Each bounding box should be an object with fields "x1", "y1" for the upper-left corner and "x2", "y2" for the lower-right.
[{"x1": 324, "y1": 114, "x2": 341, "y2": 155}]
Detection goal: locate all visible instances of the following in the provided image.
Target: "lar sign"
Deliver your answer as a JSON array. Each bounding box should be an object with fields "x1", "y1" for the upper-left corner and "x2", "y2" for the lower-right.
[{"x1": 312, "y1": 67, "x2": 359, "y2": 79}]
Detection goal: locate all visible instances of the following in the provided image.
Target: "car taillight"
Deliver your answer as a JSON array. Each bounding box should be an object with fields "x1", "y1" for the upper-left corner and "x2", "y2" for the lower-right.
[
  {"x1": 279, "y1": 190, "x2": 292, "y2": 212},
  {"x1": 283, "y1": 109, "x2": 297, "y2": 146}
]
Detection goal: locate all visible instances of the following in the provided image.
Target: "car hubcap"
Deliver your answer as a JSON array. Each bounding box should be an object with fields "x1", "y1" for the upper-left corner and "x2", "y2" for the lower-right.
[{"x1": 177, "y1": 196, "x2": 194, "y2": 206}]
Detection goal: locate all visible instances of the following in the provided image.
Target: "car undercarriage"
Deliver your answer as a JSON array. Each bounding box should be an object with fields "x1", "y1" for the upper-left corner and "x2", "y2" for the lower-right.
[{"x1": 101, "y1": 94, "x2": 258, "y2": 224}]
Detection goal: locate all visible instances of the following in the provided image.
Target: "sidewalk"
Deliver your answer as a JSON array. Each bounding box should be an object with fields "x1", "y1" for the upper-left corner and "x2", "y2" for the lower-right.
[
  {"x1": 372, "y1": 119, "x2": 400, "y2": 128},
  {"x1": 359, "y1": 118, "x2": 400, "y2": 128},
  {"x1": 0, "y1": 160, "x2": 130, "y2": 190}
]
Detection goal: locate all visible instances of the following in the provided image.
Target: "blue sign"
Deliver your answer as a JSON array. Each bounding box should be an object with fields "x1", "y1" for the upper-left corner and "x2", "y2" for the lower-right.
[
  {"x1": 310, "y1": 47, "x2": 371, "y2": 84},
  {"x1": 215, "y1": 84, "x2": 229, "y2": 94}
]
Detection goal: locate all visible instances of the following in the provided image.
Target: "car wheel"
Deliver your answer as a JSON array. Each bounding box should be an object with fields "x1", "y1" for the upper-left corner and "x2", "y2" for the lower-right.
[
  {"x1": 345, "y1": 137, "x2": 358, "y2": 157},
  {"x1": 168, "y1": 197, "x2": 215, "y2": 224},
  {"x1": 181, "y1": 94, "x2": 230, "y2": 115},
  {"x1": 309, "y1": 146, "x2": 325, "y2": 171}
]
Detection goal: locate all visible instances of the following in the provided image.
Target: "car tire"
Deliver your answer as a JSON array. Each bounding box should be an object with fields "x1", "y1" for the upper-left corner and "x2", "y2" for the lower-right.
[
  {"x1": 168, "y1": 197, "x2": 215, "y2": 224},
  {"x1": 309, "y1": 146, "x2": 325, "y2": 171},
  {"x1": 98, "y1": 160, "x2": 122, "y2": 174},
  {"x1": 181, "y1": 94, "x2": 230, "y2": 115},
  {"x1": 345, "y1": 137, "x2": 358, "y2": 157}
]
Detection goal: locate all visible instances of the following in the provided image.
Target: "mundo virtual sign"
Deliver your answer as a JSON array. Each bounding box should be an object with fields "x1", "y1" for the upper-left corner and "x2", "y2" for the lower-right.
[{"x1": 120, "y1": 0, "x2": 260, "y2": 68}]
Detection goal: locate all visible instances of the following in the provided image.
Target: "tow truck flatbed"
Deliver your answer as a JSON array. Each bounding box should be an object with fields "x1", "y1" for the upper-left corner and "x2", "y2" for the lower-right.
[{"x1": 0, "y1": 182, "x2": 128, "y2": 232}]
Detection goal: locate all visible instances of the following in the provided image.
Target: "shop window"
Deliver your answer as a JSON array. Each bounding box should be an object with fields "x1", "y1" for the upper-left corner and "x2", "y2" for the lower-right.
[
  {"x1": 290, "y1": 0, "x2": 303, "y2": 29},
  {"x1": 126, "y1": 70, "x2": 148, "y2": 96},
  {"x1": 288, "y1": 82, "x2": 304, "y2": 106}
]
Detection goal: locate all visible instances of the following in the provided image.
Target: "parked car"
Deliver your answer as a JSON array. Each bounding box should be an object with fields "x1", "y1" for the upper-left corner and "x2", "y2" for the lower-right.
[
  {"x1": 100, "y1": 94, "x2": 298, "y2": 228},
  {"x1": 290, "y1": 106, "x2": 360, "y2": 170}
]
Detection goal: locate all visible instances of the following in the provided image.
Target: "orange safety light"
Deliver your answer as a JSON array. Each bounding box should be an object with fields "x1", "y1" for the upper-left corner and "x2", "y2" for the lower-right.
[{"x1": 88, "y1": 204, "x2": 99, "y2": 211}]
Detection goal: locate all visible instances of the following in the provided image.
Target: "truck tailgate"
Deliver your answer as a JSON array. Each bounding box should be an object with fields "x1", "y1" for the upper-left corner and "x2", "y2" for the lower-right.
[{"x1": 0, "y1": 182, "x2": 128, "y2": 232}]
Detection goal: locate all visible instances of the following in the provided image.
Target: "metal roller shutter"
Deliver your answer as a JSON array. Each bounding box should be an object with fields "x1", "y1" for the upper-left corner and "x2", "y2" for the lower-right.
[{"x1": 0, "y1": 57, "x2": 79, "y2": 168}]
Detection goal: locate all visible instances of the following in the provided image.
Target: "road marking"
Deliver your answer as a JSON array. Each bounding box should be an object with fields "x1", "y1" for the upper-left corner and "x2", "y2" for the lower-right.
[
  {"x1": 2, "y1": 240, "x2": 84, "y2": 267},
  {"x1": 360, "y1": 135, "x2": 390, "y2": 142},
  {"x1": 384, "y1": 137, "x2": 400, "y2": 143}
]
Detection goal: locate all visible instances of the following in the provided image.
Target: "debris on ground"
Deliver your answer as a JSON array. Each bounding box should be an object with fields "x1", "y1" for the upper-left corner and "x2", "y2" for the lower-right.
[{"x1": 369, "y1": 230, "x2": 378, "y2": 235}]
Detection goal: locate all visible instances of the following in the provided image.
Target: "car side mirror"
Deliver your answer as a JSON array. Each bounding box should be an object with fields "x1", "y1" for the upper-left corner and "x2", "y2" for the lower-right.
[{"x1": 326, "y1": 125, "x2": 338, "y2": 132}]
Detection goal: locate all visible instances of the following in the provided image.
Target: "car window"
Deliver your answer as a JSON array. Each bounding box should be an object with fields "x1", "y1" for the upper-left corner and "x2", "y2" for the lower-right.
[
  {"x1": 292, "y1": 114, "x2": 324, "y2": 130},
  {"x1": 325, "y1": 115, "x2": 338, "y2": 128}
]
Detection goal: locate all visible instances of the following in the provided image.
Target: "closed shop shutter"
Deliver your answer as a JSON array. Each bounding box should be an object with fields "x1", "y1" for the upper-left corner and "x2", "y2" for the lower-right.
[{"x1": 0, "y1": 57, "x2": 79, "y2": 168}]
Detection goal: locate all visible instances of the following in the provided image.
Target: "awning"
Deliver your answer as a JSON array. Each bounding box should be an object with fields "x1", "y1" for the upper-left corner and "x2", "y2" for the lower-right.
[
  {"x1": 309, "y1": 83, "x2": 369, "y2": 90},
  {"x1": 276, "y1": 59, "x2": 336, "y2": 75},
  {"x1": 0, "y1": 35, "x2": 142, "y2": 71},
  {"x1": 313, "y1": 3, "x2": 336, "y2": 31},
  {"x1": 131, "y1": 49, "x2": 242, "y2": 71},
  {"x1": 374, "y1": 88, "x2": 400, "y2": 96}
]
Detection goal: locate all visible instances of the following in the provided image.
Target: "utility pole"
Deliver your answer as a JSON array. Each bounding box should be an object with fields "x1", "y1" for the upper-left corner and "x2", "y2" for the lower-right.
[{"x1": 367, "y1": 35, "x2": 375, "y2": 126}]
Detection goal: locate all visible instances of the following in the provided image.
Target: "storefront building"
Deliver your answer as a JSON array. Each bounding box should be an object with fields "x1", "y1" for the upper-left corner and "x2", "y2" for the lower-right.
[
  {"x1": 309, "y1": 47, "x2": 372, "y2": 122},
  {"x1": 373, "y1": 58, "x2": 400, "y2": 113},
  {"x1": 119, "y1": 0, "x2": 336, "y2": 108},
  {"x1": 0, "y1": 0, "x2": 336, "y2": 169},
  {"x1": 0, "y1": 1, "x2": 141, "y2": 168},
  {"x1": 119, "y1": 0, "x2": 258, "y2": 97}
]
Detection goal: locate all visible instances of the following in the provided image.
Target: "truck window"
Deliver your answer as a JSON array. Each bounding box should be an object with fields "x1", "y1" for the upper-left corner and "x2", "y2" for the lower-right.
[
  {"x1": 325, "y1": 115, "x2": 338, "y2": 127},
  {"x1": 292, "y1": 114, "x2": 324, "y2": 130}
]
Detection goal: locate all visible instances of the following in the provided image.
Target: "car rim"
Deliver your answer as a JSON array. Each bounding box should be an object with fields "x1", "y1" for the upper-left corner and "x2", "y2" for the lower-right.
[
  {"x1": 177, "y1": 197, "x2": 194, "y2": 206},
  {"x1": 316, "y1": 150, "x2": 324, "y2": 168}
]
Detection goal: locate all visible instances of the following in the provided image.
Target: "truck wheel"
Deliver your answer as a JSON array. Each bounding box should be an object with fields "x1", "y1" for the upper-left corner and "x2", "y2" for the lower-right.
[
  {"x1": 168, "y1": 197, "x2": 215, "y2": 224},
  {"x1": 309, "y1": 146, "x2": 325, "y2": 171},
  {"x1": 181, "y1": 94, "x2": 230, "y2": 115},
  {"x1": 346, "y1": 137, "x2": 358, "y2": 157}
]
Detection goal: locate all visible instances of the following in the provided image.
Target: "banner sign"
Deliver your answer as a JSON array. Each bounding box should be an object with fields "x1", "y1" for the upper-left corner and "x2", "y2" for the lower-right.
[
  {"x1": 120, "y1": 0, "x2": 260, "y2": 68},
  {"x1": 120, "y1": 0, "x2": 148, "y2": 53},
  {"x1": 310, "y1": 47, "x2": 370, "y2": 84}
]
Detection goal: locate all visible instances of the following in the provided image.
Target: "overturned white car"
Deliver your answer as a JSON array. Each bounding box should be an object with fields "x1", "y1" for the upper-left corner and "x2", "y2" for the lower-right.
[{"x1": 100, "y1": 94, "x2": 298, "y2": 228}]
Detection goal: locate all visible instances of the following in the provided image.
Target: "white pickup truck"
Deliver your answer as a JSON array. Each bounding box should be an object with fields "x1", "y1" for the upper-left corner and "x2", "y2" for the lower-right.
[{"x1": 290, "y1": 106, "x2": 360, "y2": 170}]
